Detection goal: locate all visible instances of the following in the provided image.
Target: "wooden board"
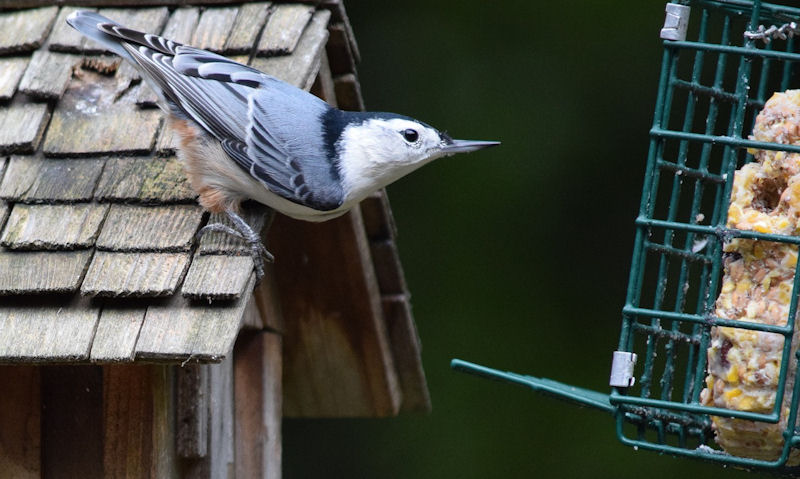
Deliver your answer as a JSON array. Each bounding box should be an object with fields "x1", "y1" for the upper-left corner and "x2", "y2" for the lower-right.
[
  {"x1": 224, "y1": 2, "x2": 271, "y2": 55},
  {"x1": 49, "y1": 6, "x2": 97, "y2": 52},
  {"x1": 0, "y1": 6, "x2": 58, "y2": 55},
  {"x1": 0, "y1": 366, "x2": 40, "y2": 479},
  {"x1": 94, "y1": 156, "x2": 195, "y2": 203},
  {"x1": 96, "y1": 204, "x2": 204, "y2": 252},
  {"x1": 176, "y1": 364, "x2": 208, "y2": 459},
  {"x1": 89, "y1": 307, "x2": 147, "y2": 362},
  {"x1": 43, "y1": 108, "x2": 162, "y2": 157},
  {"x1": 0, "y1": 157, "x2": 105, "y2": 203},
  {"x1": 234, "y1": 331, "x2": 282, "y2": 479},
  {"x1": 0, "y1": 250, "x2": 92, "y2": 295},
  {"x1": 0, "y1": 57, "x2": 29, "y2": 101},
  {"x1": 17, "y1": 50, "x2": 77, "y2": 100},
  {"x1": 0, "y1": 103, "x2": 50, "y2": 154},
  {"x1": 41, "y1": 366, "x2": 103, "y2": 477},
  {"x1": 81, "y1": 251, "x2": 190, "y2": 297},
  {"x1": 256, "y1": 4, "x2": 314, "y2": 56},
  {"x1": 0, "y1": 203, "x2": 109, "y2": 250},
  {"x1": 192, "y1": 7, "x2": 239, "y2": 53},
  {"x1": 271, "y1": 209, "x2": 401, "y2": 417},
  {"x1": 181, "y1": 255, "x2": 254, "y2": 300},
  {"x1": 103, "y1": 364, "x2": 178, "y2": 478},
  {"x1": 161, "y1": 7, "x2": 200, "y2": 44},
  {"x1": 0, "y1": 297, "x2": 100, "y2": 361}
]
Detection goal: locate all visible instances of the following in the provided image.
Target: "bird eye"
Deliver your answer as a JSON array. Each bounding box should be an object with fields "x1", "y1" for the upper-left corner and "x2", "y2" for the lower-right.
[{"x1": 402, "y1": 129, "x2": 419, "y2": 143}]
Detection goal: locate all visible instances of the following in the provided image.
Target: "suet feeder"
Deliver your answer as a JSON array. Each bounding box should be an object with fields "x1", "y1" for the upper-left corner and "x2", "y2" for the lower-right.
[{"x1": 454, "y1": 0, "x2": 800, "y2": 474}]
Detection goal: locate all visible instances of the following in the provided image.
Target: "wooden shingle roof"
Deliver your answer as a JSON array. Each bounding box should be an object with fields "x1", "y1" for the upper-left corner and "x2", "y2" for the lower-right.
[{"x1": 0, "y1": 1, "x2": 428, "y2": 414}]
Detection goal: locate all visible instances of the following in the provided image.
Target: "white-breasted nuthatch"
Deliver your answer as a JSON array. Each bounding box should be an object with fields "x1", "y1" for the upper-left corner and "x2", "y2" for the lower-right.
[{"x1": 67, "y1": 11, "x2": 499, "y2": 279}]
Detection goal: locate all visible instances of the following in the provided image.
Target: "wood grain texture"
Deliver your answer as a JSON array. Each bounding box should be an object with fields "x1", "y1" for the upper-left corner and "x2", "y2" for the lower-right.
[
  {"x1": 0, "y1": 157, "x2": 105, "y2": 202},
  {"x1": 0, "y1": 297, "x2": 100, "y2": 361},
  {"x1": 192, "y1": 6, "x2": 239, "y2": 53},
  {"x1": 94, "y1": 156, "x2": 195, "y2": 203},
  {"x1": 0, "y1": 366, "x2": 40, "y2": 479},
  {"x1": 136, "y1": 277, "x2": 254, "y2": 362},
  {"x1": 0, "y1": 202, "x2": 8, "y2": 233},
  {"x1": 0, "y1": 57, "x2": 29, "y2": 101},
  {"x1": 234, "y1": 331, "x2": 282, "y2": 479},
  {"x1": 333, "y1": 72, "x2": 365, "y2": 111},
  {"x1": 271, "y1": 209, "x2": 402, "y2": 417},
  {"x1": 250, "y1": 261, "x2": 283, "y2": 332},
  {"x1": 369, "y1": 239, "x2": 406, "y2": 294},
  {"x1": 17, "y1": 50, "x2": 77, "y2": 100},
  {"x1": 44, "y1": 108, "x2": 162, "y2": 157},
  {"x1": 0, "y1": 250, "x2": 92, "y2": 295},
  {"x1": 81, "y1": 251, "x2": 190, "y2": 297},
  {"x1": 0, "y1": 6, "x2": 58, "y2": 54},
  {"x1": 256, "y1": 4, "x2": 314, "y2": 56},
  {"x1": 103, "y1": 365, "x2": 178, "y2": 478},
  {"x1": 162, "y1": 7, "x2": 200, "y2": 44},
  {"x1": 42, "y1": 366, "x2": 103, "y2": 477},
  {"x1": 0, "y1": 103, "x2": 50, "y2": 154},
  {"x1": 49, "y1": 6, "x2": 97, "y2": 52},
  {"x1": 181, "y1": 255, "x2": 254, "y2": 300},
  {"x1": 224, "y1": 2, "x2": 271, "y2": 54},
  {"x1": 89, "y1": 307, "x2": 146, "y2": 362},
  {"x1": 326, "y1": 22, "x2": 356, "y2": 76},
  {"x1": 197, "y1": 204, "x2": 272, "y2": 255},
  {"x1": 251, "y1": 10, "x2": 330, "y2": 89},
  {"x1": 359, "y1": 191, "x2": 394, "y2": 240},
  {"x1": 0, "y1": 203, "x2": 109, "y2": 250},
  {"x1": 155, "y1": 122, "x2": 183, "y2": 154},
  {"x1": 312, "y1": 51, "x2": 337, "y2": 106},
  {"x1": 96, "y1": 204, "x2": 204, "y2": 252},
  {"x1": 95, "y1": 7, "x2": 170, "y2": 42},
  {"x1": 176, "y1": 364, "x2": 208, "y2": 459},
  {"x1": 382, "y1": 296, "x2": 431, "y2": 413}
]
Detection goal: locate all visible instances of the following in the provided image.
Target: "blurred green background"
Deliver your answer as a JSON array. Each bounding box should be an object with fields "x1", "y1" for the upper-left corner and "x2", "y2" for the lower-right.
[{"x1": 284, "y1": 1, "x2": 752, "y2": 478}]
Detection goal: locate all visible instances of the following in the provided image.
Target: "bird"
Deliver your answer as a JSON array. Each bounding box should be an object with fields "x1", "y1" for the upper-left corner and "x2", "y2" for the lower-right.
[{"x1": 67, "y1": 11, "x2": 499, "y2": 281}]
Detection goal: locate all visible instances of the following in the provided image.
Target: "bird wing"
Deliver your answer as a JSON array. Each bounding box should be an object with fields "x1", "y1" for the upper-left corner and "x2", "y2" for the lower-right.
[{"x1": 69, "y1": 12, "x2": 343, "y2": 210}]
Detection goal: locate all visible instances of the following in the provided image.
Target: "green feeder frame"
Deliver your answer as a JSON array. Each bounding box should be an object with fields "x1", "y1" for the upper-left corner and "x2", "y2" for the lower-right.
[{"x1": 453, "y1": 0, "x2": 800, "y2": 473}]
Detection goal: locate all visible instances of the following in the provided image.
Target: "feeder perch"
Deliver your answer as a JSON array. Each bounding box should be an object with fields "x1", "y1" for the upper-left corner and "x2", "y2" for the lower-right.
[{"x1": 454, "y1": 0, "x2": 800, "y2": 474}]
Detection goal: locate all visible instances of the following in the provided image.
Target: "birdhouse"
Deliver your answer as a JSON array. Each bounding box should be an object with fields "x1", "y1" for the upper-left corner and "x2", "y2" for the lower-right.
[{"x1": 0, "y1": 2, "x2": 429, "y2": 477}]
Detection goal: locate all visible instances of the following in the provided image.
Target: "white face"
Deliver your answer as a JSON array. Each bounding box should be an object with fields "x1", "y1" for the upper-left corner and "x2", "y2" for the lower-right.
[{"x1": 338, "y1": 117, "x2": 448, "y2": 201}]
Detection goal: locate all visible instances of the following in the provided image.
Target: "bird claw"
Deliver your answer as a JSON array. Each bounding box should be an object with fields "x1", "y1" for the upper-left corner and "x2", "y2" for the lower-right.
[{"x1": 195, "y1": 210, "x2": 273, "y2": 283}]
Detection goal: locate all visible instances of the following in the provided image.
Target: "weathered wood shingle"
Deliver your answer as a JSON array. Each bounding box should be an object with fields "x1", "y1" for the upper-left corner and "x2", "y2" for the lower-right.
[
  {"x1": 224, "y1": 2, "x2": 271, "y2": 55},
  {"x1": 96, "y1": 204, "x2": 204, "y2": 252},
  {"x1": 181, "y1": 256, "x2": 254, "y2": 300},
  {"x1": 192, "y1": 7, "x2": 239, "y2": 52},
  {"x1": 0, "y1": 6, "x2": 58, "y2": 55},
  {"x1": 81, "y1": 252, "x2": 190, "y2": 297},
  {"x1": 0, "y1": 103, "x2": 50, "y2": 154},
  {"x1": 44, "y1": 108, "x2": 162, "y2": 157},
  {"x1": 256, "y1": 4, "x2": 314, "y2": 56},
  {"x1": 197, "y1": 206, "x2": 272, "y2": 255},
  {"x1": 1, "y1": 203, "x2": 109, "y2": 250},
  {"x1": 94, "y1": 156, "x2": 195, "y2": 203},
  {"x1": 0, "y1": 250, "x2": 92, "y2": 295},
  {"x1": 49, "y1": 6, "x2": 96, "y2": 52},
  {"x1": 89, "y1": 307, "x2": 146, "y2": 362},
  {"x1": 0, "y1": 57, "x2": 29, "y2": 101},
  {"x1": 0, "y1": 157, "x2": 104, "y2": 202},
  {"x1": 17, "y1": 50, "x2": 77, "y2": 100}
]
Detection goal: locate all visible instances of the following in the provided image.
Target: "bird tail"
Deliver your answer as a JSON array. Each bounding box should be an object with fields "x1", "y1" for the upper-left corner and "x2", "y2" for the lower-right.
[{"x1": 66, "y1": 11, "x2": 136, "y2": 61}]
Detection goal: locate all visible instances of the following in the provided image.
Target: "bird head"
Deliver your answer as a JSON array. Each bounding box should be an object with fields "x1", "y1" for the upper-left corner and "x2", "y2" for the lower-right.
[{"x1": 336, "y1": 113, "x2": 499, "y2": 201}]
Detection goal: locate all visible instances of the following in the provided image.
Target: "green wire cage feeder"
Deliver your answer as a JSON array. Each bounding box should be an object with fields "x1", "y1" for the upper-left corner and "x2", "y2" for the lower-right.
[{"x1": 453, "y1": 0, "x2": 800, "y2": 473}]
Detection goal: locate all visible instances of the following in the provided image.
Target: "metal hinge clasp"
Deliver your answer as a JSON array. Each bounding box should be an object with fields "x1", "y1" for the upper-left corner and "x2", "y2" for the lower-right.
[
  {"x1": 661, "y1": 3, "x2": 690, "y2": 41},
  {"x1": 609, "y1": 351, "x2": 638, "y2": 388}
]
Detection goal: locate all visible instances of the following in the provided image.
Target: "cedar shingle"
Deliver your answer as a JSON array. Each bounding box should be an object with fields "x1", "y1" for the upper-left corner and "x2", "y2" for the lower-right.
[
  {"x1": 333, "y1": 73, "x2": 365, "y2": 111},
  {"x1": 43, "y1": 108, "x2": 162, "y2": 157},
  {"x1": 94, "y1": 156, "x2": 195, "y2": 203},
  {"x1": 360, "y1": 192, "x2": 394, "y2": 240},
  {"x1": 181, "y1": 255, "x2": 254, "y2": 300},
  {"x1": 0, "y1": 157, "x2": 104, "y2": 202},
  {"x1": 0, "y1": 202, "x2": 8, "y2": 232},
  {"x1": 49, "y1": 7, "x2": 96, "y2": 53},
  {"x1": 136, "y1": 278, "x2": 253, "y2": 361},
  {"x1": 0, "y1": 6, "x2": 58, "y2": 55},
  {"x1": 251, "y1": 10, "x2": 330, "y2": 89},
  {"x1": 155, "y1": 122, "x2": 182, "y2": 154},
  {"x1": 0, "y1": 57, "x2": 29, "y2": 101},
  {"x1": 192, "y1": 7, "x2": 239, "y2": 53},
  {"x1": 369, "y1": 239, "x2": 405, "y2": 295},
  {"x1": 0, "y1": 103, "x2": 50, "y2": 154},
  {"x1": 382, "y1": 296, "x2": 431, "y2": 413},
  {"x1": 0, "y1": 298, "x2": 100, "y2": 362},
  {"x1": 81, "y1": 251, "x2": 190, "y2": 297},
  {"x1": 1, "y1": 203, "x2": 109, "y2": 250},
  {"x1": 17, "y1": 50, "x2": 77, "y2": 100},
  {"x1": 162, "y1": 7, "x2": 200, "y2": 45},
  {"x1": 224, "y1": 2, "x2": 271, "y2": 55},
  {"x1": 198, "y1": 205, "x2": 272, "y2": 255},
  {"x1": 89, "y1": 307, "x2": 146, "y2": 362},
  {"x1": 256, "y1": 4, "x2": 314, "y2": 56},
  {"x1": 96, "y1": 204, "x2": 204, "y2": 252},
  {"x1": 0, "y1": 250, "x2": 92, "y2": 295}
]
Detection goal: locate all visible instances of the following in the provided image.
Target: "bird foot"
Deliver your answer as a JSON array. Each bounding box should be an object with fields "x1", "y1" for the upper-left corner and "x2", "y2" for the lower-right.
[{"x1": 195, "y1": 210, "x2": 273, "y2": 283}]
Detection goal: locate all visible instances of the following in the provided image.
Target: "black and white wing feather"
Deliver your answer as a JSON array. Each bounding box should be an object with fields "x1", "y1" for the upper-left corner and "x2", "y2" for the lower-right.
[{"x1": 67, "y1": 11, "x2": 344, "y2": 211}]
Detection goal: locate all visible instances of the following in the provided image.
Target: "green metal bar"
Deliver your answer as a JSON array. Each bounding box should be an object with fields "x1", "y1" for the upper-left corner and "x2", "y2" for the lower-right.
[
  {"x1": 650, "y1": 128, "x2": 800, "y2": 154},
  {"x1": 450, "y1": 359, "x2": 614, "y2": 413},
  {"x1": 643, "y1": 241, "x2": 712, "y2": 264},
  {"x1": 665, "y1": 40, "x2": 800, "y2": 62},
  {"x1": 623, "y1": 305, "x2": 794, "y2": 334},
  {"x1": 609, "y1": 393, "x2": 781, "y2": 423},
  {"x1": 636, "y1": 217, "x2": 800, "y2": 245},
  {"x1": 656, "y1": 160, "x2": 724, "y2": 182}
]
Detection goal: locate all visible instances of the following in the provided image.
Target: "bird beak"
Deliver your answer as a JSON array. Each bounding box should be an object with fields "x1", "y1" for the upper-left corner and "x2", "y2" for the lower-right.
[{"x1": 440, "y1": 139, "x2": 501, "y2": 155}]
